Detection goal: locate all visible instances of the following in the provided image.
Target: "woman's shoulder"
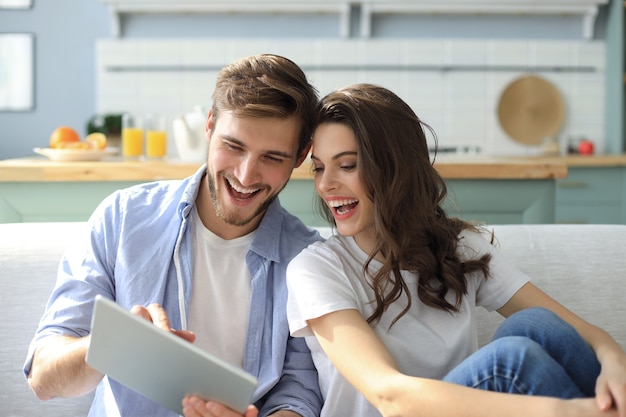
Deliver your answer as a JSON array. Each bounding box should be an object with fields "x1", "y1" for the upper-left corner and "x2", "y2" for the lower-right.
[
  {"x1": 456, "y1": 226, "x2": 496, "y2": 259},
  {"x1": 302, "y1": 234, "x2": 351, "y2": 257}
]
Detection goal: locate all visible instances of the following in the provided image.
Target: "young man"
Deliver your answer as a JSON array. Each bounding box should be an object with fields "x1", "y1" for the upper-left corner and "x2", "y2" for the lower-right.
[{"x1": 24, "y1": 54, "x2": 323, "y2": 417}]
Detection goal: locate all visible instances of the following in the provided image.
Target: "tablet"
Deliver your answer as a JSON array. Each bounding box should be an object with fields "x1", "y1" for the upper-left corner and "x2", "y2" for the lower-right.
[{"x1": 86, "y1": 295, "x2": 258, "y2": 415}]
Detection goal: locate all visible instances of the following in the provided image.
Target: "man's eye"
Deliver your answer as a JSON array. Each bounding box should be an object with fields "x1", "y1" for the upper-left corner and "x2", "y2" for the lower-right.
[
  {"x1": 225, "y1": 143, "x2": 242, "y2": 151},
  {"x1": 265, "y1": 155, "x2": 284, "y2": 163}
]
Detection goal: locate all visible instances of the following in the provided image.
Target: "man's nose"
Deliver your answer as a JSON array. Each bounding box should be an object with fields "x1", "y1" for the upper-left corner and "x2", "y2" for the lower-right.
[{"x1": 236, "y1": 155, "x2": 260, "y2": 186}]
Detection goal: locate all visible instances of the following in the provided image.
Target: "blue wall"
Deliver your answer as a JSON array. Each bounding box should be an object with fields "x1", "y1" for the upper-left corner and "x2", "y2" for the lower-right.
[{"x1": 0, "y1": 0, "x2": 109, "y2": 159}]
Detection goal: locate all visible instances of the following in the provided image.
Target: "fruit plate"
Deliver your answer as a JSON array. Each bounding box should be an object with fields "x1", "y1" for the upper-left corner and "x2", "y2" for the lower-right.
[{"x1": 33, "y1": 147, "x2": 119, "y2": 162}]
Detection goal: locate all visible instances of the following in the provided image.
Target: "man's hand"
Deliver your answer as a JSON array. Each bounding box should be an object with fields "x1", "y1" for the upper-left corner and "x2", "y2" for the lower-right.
[
  {"x1": 130, "y1": 303, "x2": 195, "y2": 343},
  {"x1": 182, "y1": 396, "x2": 258, "y2": 417}
]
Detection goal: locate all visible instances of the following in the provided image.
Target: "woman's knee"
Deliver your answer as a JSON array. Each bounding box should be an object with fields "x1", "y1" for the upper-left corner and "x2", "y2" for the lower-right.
[
  {"x1": 488, "y1": 336, "x2": 546, "y2": 366},
  {"x1": 493, "y1": 307, "x2": 569, "y2": 341},
  {"x1": 447, "y1": 336, "x2": 586, "y2": 397}
]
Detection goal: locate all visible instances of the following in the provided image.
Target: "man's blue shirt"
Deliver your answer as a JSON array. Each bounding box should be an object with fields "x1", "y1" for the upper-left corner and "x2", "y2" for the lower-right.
[{"x1": 24, "y1": 165, "x2": 323, "y2": 417}]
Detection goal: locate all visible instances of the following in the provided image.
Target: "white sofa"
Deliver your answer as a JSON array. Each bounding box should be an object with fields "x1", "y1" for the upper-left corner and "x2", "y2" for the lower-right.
[{"x1": 2, "y1": 222, "x2": 626, "y2": 417}]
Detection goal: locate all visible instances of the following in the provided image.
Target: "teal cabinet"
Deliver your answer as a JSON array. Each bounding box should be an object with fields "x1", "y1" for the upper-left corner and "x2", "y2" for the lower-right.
[
  {"x1": 445, "y1": 179, "x2": 557, "y2": 225},
  {"x1": 0, "y1": 178, "x2": 558, "y2": 225},
  {"x1": 0, "y1": 181, "x2": 143, "y2": 223},
  {"x1": 284, "y1": 179, "x2": 558, "y2": 227},
  {"x1": 278, "y1": 178, "x2": 559, "y2": 226},
  {"x1": 556, "y1": 167, "x2": 623, "y2": 224}
]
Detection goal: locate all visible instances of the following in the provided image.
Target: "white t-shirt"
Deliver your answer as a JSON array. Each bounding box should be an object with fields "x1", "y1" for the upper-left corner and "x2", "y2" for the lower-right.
[
  {"x1": 286, "y1": 229, "x2": 529, "y2": 417},
  {"x1": 188, "y1": 206, "x2": 255, "y2": 367}
]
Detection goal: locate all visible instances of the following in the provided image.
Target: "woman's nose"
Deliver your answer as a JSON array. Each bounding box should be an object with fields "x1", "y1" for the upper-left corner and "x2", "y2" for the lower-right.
[{"x1": 316, "y1": 170, "x2": 337, "y2": 193}]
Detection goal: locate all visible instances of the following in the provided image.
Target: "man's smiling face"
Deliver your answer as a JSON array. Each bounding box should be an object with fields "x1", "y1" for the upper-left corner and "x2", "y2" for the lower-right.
[{"x1": 203, "y1": 110, "x2": 303, "y2": 236}]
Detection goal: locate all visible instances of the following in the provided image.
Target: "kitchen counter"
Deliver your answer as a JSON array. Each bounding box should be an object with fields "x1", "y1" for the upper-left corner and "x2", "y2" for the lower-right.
[
  {"x1": 0, "y1": 155, "x2": 571, "y2": 225},
  {"x1": 526, "y1": 154, "x2": 626, "y2": 168},
  {"x1": 0, "y1": 155, "x2": 568, "y2": 182}
]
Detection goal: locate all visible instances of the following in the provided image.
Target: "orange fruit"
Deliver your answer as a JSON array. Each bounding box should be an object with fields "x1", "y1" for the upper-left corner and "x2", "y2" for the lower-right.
[
  {"x1": 49, "y1": 126, "x2": 81, "y2": 149},
  {"x1": 57, "y1": 141, "x2": 90, "y2": 150},
  {"x1": 85, "y1": 132, "x2": 108, "y2": 150}
]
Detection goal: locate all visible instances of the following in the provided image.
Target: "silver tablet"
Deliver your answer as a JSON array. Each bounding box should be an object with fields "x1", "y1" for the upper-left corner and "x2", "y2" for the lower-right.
[{"x1": 86, "y1": 295, "x2": 258, "y2": 415}]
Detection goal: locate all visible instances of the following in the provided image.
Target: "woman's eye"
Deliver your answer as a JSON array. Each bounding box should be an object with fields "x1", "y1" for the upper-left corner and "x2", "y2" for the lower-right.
[
  {"x1": 312, "y1": 165, "x2": 324, "y2": 173},
  {"x1": 341, "y1": 164, "x2": 356, "y2": 171}
]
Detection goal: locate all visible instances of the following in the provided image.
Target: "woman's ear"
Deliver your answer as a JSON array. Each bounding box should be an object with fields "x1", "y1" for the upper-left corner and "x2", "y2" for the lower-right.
[{"x1": 295, "y1": 142, "x2": 312, "y2": 168}]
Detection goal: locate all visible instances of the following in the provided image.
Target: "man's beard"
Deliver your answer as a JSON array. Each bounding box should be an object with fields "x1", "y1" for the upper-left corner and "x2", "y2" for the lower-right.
[{"x1": 207, "y1": 172, "x2": 279, "y2": 227}]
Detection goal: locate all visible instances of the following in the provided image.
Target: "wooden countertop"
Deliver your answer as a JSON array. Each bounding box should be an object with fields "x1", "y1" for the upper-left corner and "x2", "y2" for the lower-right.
[
  {"x1": 525, "y1": 154, "x2": 626, "y2": 167},
  {"x1": 0, "y1": 155, "x2": 569, "y2": 182}
]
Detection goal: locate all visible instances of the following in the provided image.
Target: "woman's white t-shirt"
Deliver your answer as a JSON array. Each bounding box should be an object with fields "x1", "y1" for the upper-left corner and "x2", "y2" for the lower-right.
[{"x1": 286, "y1": 229, "x2": 529, "y2": 417}]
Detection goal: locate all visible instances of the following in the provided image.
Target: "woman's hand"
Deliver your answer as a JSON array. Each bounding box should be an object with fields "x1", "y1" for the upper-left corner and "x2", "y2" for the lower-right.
[{"x1": 595, "y1": 349, "x2": 626, "y2": 417}]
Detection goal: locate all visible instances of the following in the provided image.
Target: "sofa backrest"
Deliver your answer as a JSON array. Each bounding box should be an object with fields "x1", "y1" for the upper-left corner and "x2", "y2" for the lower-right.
[
  {"x1": 0, "y1": 222, "x2": 94, "y2": 417},
  {"x1": 478, "y1": 224, "x2": 626, "y2": 349},
  {"x1": 1, "y1": 222, "x2": 625, "y2": 417}
]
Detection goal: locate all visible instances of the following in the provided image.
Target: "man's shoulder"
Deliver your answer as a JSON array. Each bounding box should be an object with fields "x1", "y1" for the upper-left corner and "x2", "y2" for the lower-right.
[
  {"x1": 276, "y1": 204, "x2": 320, "y2": 238},
  {"x1": 90, "y1": 176, "x2": 195, "y2": 231},
  {"x1": 105, "y1": 178, "x2": 190, "y2": 211},
  {"x1": 257, "y1": 201, "x2": 322, "y2": 256},
  {"x1": 111, "y1": 166, "x2": 204, "y2": 208}
]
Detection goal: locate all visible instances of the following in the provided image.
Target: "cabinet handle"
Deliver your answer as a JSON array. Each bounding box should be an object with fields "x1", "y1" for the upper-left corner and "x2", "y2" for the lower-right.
[{"x1": 557, "y1": 181, "x2": 589, "y2": 189}]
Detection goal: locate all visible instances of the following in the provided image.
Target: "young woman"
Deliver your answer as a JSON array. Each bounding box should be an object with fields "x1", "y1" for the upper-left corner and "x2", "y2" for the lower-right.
[{"x1": 286, "y1": 84, "x2": 626, "y2": 417}]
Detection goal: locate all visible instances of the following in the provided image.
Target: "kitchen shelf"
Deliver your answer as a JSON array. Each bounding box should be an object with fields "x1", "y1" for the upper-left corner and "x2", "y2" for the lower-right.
[
  {"x1": 360, "y1": 1, "x2": 608, "y2": 39},
  {"x1": 100, "y1": 0, "x2": 608, "y2": 39}
]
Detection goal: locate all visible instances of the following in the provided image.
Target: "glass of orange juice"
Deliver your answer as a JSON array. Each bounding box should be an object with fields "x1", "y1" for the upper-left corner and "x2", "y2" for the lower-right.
[
  {"x1": 122, "y1": 113, "x2": 144, "y2": 159},
  {"x1": 145, "y1": 114, "x2": 167, "y2": 159}
]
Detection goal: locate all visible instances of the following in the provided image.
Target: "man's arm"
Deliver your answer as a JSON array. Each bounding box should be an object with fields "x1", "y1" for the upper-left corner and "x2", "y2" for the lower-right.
[
  {"x1": 256, "y1": 335, "x2": 322, "y2": 417},
  {"x1": 27, "y1": 334, "x2": 103, "y2": 400}
]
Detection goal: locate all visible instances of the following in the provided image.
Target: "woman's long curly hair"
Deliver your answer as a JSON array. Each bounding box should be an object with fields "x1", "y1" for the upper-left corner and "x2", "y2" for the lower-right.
[{"x1": 314, "y1": 84, "x2": 491, "y2": 327}]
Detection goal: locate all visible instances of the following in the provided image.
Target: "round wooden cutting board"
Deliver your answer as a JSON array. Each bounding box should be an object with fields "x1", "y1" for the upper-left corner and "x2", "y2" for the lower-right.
[{"x1": 497, "y1": 74, "x2": 565, "y2": 145}]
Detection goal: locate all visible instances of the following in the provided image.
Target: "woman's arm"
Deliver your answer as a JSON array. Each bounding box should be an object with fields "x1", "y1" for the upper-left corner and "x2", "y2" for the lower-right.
[
  {"x1": 497, "y1": 282, "x2": 626, "y2": 414},
  {"x1": 308, "y1": 308, "x2": 619, "y2": 417}
]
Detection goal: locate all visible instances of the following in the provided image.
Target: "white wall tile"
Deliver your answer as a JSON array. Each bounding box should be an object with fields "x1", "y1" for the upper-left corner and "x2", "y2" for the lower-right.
[
  {"x1": 401, "y1": 40, "x2": 445, "y2": 67},
  {"x1": 487, "y1": 41, "x2": 530, "y2": 67},
  {"x1": 139, "y1": 40, "x2": 182, "y2": 66},
  {"x1": 96, "y1": 38, "x2": 606, "y2": 157}
]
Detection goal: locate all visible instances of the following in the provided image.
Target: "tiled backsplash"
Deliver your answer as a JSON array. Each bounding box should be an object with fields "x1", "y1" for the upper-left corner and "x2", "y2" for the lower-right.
[{"x1": 96, "y1": 38, "x2": 605, "y2": 157}]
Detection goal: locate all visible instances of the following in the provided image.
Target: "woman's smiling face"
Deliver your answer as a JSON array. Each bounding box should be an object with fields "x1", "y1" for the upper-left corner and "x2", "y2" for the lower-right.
[{"x1": 311, "y1": 122, "x2": 376, "y2": 251}]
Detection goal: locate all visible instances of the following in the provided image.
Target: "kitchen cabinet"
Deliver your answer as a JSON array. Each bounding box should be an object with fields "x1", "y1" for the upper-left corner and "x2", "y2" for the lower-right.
[
  {"x1": 0, "y1": 157, "x2": 566, "y2": 225},
  {"x1": 556, "y1": 166, "x2": 623, "y2": 224},
  {"x1": 0, "y1": 179, "x2": 560, "y2": 226},
  {"x1": 528, "y1": 154, "x2": 626, "y2": 224}
]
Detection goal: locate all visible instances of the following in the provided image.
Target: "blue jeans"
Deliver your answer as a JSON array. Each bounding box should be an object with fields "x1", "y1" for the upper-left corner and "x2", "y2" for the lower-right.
[{"x1": 443, "y1": 307, "x2": 600, "y2": 398}]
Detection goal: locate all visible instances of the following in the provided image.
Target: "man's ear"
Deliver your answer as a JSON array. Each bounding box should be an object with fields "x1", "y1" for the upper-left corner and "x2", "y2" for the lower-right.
[
  {"x1": 294, "y1": 141, "x2": 312, "y2": 168},
  {"x1": 205, "y1": 109, "x2": 214, "y2": 142}
]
